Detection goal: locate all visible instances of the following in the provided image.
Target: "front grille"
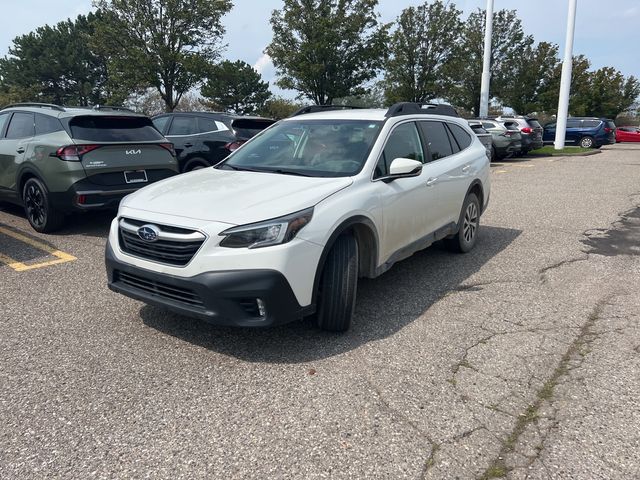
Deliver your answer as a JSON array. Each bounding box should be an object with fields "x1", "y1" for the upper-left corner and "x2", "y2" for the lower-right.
[
  {"x1": 115, "y1": 270, "x2": 204, "y2": 308},
  {"x1": 118, "y1": 218, "x2": 206, "y2": 267}
]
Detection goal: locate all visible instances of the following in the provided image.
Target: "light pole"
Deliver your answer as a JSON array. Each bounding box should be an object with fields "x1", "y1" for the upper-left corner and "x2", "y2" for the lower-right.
[
  {"x1": 554, "y1": 0, "x2": 578, "y2": 150},
  {"x1": 479, "y1": 0, "x2": 494, "y2": 118}
]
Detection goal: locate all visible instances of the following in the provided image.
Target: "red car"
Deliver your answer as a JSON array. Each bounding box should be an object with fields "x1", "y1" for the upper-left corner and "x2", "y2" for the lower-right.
[{"x1": 616, "y1": 126, "x2": 640, "y2": 143}]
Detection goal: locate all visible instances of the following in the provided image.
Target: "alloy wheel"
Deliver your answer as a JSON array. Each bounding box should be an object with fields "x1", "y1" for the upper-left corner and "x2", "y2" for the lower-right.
[
  {"x1": 463, "y1": 202, "x2": 478, "y2": 243},
  {"x1": 25, "y1": 183, "x2": 46, "y2": 228}
]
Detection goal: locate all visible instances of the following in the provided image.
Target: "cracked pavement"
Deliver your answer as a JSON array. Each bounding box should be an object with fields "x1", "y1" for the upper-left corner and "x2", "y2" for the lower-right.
[{"x1": 1, "y1": 144, "x2": 639, "y2": 479}]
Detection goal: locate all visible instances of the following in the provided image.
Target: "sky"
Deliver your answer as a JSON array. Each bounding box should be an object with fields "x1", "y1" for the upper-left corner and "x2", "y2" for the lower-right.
[{"x1": 1, "y1": 0, "x2": 639, "y2": 99}]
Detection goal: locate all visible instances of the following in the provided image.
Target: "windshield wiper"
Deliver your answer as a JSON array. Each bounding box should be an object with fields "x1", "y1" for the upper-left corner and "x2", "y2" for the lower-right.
[
  {"x1": 219, "y1": 164, "x2": 263, "y2": 172},
  {"x1": 257, "y1": 168, "x2": 314, "y2": 177}
]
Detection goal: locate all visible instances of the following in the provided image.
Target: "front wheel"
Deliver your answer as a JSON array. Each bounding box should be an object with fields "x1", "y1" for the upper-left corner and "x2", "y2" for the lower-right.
[
  {"x1": 445, "y1": 193, "x2": 480, "y2": 253},
  {"x1": 316, "y1": 234, "x2": 359, "y2": 332},
  {"x1": 22, "y1": 178, "x2": 65, "y2": 233}
]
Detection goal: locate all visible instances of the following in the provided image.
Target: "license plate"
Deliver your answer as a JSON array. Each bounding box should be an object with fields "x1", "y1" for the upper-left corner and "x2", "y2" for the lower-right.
[{"x1": 124, "y1": 170, "x2": 148, "y2": 184}]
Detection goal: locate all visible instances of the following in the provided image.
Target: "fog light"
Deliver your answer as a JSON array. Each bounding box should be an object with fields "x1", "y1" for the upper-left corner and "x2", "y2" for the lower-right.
[{"x1": 257, "y1": 298, "x2": 267, "y2": 317}]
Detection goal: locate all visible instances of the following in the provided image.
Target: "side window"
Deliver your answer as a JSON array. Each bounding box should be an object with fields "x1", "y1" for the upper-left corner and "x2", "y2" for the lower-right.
[
  {"x1": 5, "y1": 112, "x2": 35, "y2": 139},
  {"x1": 374, "y1": 122, "x2": 424, "y2": 178},
  {"x1": 482, "y1": 122, "x2": 495, "y2": 130},
  {"x1": 0, "y1": 112, "x2": 10, "y2": 137},
  {"x1": 449, "y1": 123, "x2": 473, "y2": 150},
  {"x1": 152, "y1": 116, "x2": 170, "y2": 133},
  {"x1": 35, "y1": 114, "x2": 63, "y2": 135},
  {"x1": 197, "y1": 117, "x2": 221, "y2": 133},
  {"x1": 419, "y1": 121, "x2": 454, "y2": 162},
  {"x1": 583, "y1": 120, "x2": 600, "y2": 128},
  {"x1": 566, "y1": 119, "x2": 581, "y2": 128},
  {"x1": 167, "y1": 116, "x2": 198, "y2": 136}
]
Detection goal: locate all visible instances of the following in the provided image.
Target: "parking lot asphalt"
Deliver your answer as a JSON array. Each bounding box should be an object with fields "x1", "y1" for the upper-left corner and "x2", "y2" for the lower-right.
[{"x1": 1, "y1": 144, "x2": 639, "y2": 479}]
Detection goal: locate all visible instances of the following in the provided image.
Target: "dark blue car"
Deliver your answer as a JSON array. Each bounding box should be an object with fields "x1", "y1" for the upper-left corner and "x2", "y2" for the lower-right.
[{"x1": 543, "y1": 117, "x2": 616, "y2": 148}]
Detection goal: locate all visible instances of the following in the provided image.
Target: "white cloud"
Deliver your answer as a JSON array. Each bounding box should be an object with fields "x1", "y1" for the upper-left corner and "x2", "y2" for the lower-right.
[{"x1": 253, "y1": 53, "x2": 273, "y2": 75}]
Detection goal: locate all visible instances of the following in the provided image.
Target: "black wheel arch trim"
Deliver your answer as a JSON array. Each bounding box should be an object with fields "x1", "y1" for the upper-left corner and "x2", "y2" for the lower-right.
[
  {"x1": 465, "y1": 179, "x2": 486, "y2": 214},
  {"x1": 17, "y1": 166, "x2": 51, "y2": 201},
  {"x1": 310, "y1": 215, "x2": 380, "y2": 308}
]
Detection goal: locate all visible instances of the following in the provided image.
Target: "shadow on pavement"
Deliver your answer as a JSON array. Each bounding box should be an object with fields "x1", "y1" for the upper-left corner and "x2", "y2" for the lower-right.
[
  {"x1": 0, "y1": 202, "x2": 114, "y2": 238},
  {"x1": 140, "y1": 225, "x2": 522, "y2": 364}
]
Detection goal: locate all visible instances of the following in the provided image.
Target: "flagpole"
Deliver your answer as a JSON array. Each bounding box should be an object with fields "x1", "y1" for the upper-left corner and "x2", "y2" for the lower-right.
[
  {"x1": 479, "y1": 0, "x2": 494, "y2": 118},
  {"x1": 555, "y1": 0, "x2": 578, "y2": 149}
]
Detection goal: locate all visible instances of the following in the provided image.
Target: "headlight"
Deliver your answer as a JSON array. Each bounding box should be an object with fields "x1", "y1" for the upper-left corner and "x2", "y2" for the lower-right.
[{"x1": 219, "y1": 207, "x2": 314, "y2": 249}]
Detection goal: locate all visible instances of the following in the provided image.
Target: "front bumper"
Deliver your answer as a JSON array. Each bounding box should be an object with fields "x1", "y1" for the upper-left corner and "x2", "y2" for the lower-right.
[{"x1": 105, "y1": 242, "x2": 310, "y2": 327}]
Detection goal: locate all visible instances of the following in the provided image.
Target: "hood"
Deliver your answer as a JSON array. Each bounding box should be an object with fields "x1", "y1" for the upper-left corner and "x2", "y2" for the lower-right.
[{"x1": 121, "y1": 168, "x2": 353, "y2": 225}]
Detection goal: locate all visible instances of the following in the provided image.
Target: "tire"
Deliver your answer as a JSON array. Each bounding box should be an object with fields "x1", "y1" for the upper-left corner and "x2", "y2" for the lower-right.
[
  {"x1": 316, "y1": 234, "x2": 359, "y2": 332},
  {"x1": 445, "y1": 193, "x2": 480, "y2": 253},
  {"x1": 490, "y1": 146, "x2": 496, "y2": 162},
  {"x1": 579, "y1": 136, "x2": 595, "y2": 148},
  {"x1": 183, "y1": 157, "x2": 210, "y2": 172},
  {"x1": 22, "y1": 177, "x2": 65, "y2": 233}
]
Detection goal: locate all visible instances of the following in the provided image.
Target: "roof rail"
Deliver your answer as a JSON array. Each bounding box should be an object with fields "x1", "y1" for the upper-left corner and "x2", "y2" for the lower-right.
[
  {"x1": 290, "y1": 105, "x2": 363, "y2": 117},
  {"x1": 1, "y1": 102, "x2": 65, "y2": 112},
  {"x1": 385, "y1": 102, "x2": 459, "y2": 118}
]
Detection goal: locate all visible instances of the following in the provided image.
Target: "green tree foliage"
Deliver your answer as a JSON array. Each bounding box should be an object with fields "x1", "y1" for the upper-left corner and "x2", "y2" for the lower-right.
[
  {"x1": 201, "y1": 60, "x2": 272, "y2": 115},
  {"x1": 93, "y1": 0, "x2": 233, "y2": 112},
  {"x1": 447, "y1": 9, "x2": 532, "y2": 116},
  {"x1": 258, "y1": 96, "x2": 302, "y2": 120},
  {"x1": 498, "y1": 42, "x2": 560, "y2": 115},
  {"x1": 586, "y1": 68, "x2": 639, "y2": 118},
  {"x1": 0, "y1": 12, "x2": 110, "y2": 106},
  {"x1": 383, "y1": 0, "x2": 463, "y2": 104},
  {"x1": 266, "y1": 0, "x2": 388, "y2": 105}
]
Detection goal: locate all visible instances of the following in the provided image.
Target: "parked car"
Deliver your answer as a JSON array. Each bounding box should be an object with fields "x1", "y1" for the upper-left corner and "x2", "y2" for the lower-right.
[
  {"x1": 0, "y1": 103, "x2": 178, "y2": 232},
  {"x1": 152, "y1": 112, "x2": 275, "y2": 172},
  {"x1": 543, "y1": 117, "x2": 616, "y2": 148},
  {"x1": 106, "y1": 102, "x2": 490, "y2": 332},
  {"x1": 468, "y1": 120, "x2": 492, "y2": 159},
  {"x1": 495, "y1": 115, "x2": 543, "y2": 154},
  {"x1": 475, "y1": 119, "x2": 522, "y2": 161},
  {"x1": 615, "y1": 126, "x2": 640, "y2": 143}
]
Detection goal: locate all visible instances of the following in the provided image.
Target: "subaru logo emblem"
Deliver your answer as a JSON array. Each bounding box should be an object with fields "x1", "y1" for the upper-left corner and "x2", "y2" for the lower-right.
[{"x1": 137, "y1": 224, "x2": 160, "y2": 242}]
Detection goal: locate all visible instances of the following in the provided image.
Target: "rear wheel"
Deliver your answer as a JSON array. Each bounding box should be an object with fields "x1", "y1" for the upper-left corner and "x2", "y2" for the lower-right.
[
  {"x1": 22, "y1": 178, "x2": 65, "y2": 233},
  {"x1": 579, "y1": 136, "x2": 595, "y2": 148},
  {"x1": 446, "y1": 193, "x2": 480, "y2": 253},
  {"x1": 183, "y1": 157, "x2": 211, "y2": 172},
  {"x1": 316, "y1": 234, "x2": 359, "y2": 332}
]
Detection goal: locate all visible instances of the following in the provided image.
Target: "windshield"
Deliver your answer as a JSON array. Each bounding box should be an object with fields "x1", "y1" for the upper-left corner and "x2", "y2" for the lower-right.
[{"x1": 219, "y1": 119, "x2": 383, "y2": 177}]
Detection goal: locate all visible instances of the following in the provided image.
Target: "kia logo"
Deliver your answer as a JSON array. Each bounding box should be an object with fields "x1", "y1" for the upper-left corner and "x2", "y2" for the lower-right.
[
  {"x1": 126, "y1": 149, "x2": 142, "y2": 155},
  {"x1": 137, "y1": 224, "x2": 160, "y2": 242}
]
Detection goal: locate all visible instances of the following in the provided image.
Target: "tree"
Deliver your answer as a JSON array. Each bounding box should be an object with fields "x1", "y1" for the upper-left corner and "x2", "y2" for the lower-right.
[
  {"x1": 0, "y1": 12, "x2": 110, "y2": 106},
  {"x1": 586, "y1": 68, "x2": 639, "y2": 118},
  {"x1": 446, "y1": 9, "x2": 533, "y2": 116},
  {"x1": 538, "y1": 55, "x2": 593, "y2": 116},
  {"x1": 201, "y1": 60, "x2": 272, "y2": 115},
  {"x1": 383, "y1": 0, "x2": 463, "y2": 104},
  {"x1": 93, "y1": 0, "x2": 233, "y2": 112},
  {"x1": 266, "y1": 0, "x2": 388, "y2": 105},
  {"x1": 258, "y1": 96, "x2": 302, "y2": 120},
  {"x1": 498, "y1": 41, "x2": 560, "y2": 115}
]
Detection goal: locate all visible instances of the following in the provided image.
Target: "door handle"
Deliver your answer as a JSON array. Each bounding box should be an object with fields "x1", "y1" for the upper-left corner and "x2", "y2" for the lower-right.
[
  {"x1": 462, "y1": 164, "x2": 471, "y2": 173},
  {"x1": 426, "y1": 177, "x2": 438, "y2": 187},
  {"x1": 16, "y1": 147, "x2": 25, "y2": 154},
  {"x1": 183, "y1": 143, "x2": 194, "y2": 148}
]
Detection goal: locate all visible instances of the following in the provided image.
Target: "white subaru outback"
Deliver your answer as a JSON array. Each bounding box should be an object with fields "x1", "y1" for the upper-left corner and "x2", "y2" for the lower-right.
[{"x1": 106, "y1": 103, "x2": 490, "y2": 332}]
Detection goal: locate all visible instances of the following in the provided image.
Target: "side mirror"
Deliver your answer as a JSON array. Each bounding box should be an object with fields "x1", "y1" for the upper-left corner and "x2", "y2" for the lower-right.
[{"x1": 388, "y1": 158, "x2": 423, "y2": 179}]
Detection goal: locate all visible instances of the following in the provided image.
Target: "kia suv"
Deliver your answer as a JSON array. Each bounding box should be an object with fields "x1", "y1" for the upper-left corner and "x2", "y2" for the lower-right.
[
  {"x1": 106, "y1": 103, "x2": 490, "y2": 332},
  {"x1": 0, "y1": 103, "x2": 178, "y2": 232},
  {"x1": 475, "y1": 119, "x2": 522, "y2": 160},
  {"x1": 495, "y1": 116, "x2": 543, "y2": 154},
  {"x1": 152, "y1": 112, "x2": 275, "y2": 172},
  {"x1": 543, "y1": 117, "x2": 616, "y2": 148}
]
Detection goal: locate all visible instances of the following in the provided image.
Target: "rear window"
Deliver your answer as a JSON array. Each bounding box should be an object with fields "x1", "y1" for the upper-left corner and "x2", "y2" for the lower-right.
[
  {"x1": 232, "y1": 118, "x2": 275, "y2": 139},
  {"x1": 69, "y1": 116, "x2": 164, "y2": 142},
  {"x1": 469, "y1": 125, "x2": 488, "y2": 135},
  {"x1": 605, "y1": 121, "x2": 616, "y2": 129},
  {"x1": 448, "y1": 123, "x2": 473, "y2": 150},
  {"x1": 6, "y1": 112, "x2": 35, "y2": 139},
  {"x1": 35, "y1": 114, "x2": 63, "y2": 135},
  {"x1": 527, "y1": 119, "x2": 541, "y2": 129},
  {"x1": 503, "y1": 121, "x2": 520, "y2": 130}
]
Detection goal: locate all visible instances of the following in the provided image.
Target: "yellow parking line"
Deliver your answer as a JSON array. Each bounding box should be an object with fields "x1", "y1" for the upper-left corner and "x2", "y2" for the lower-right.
[
  {"x1": 495, "y1": 170, "x2": 508, "y2": 173},
  {"x1": 514, "y1": 164, "x2": 535, "y2": 168},
  {"x1": 0, "y1": 226, "x2": 76, "y2": 271}
]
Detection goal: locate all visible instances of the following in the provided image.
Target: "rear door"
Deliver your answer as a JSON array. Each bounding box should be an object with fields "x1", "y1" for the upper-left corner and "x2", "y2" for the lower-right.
[
  {"x1": 527, "y1": 119, "x2": 543, "y2": 144},
  {"x1": 165, "y1": 114, "x2": 201, "y2": 162},
  {"x1": 0, "y1": 112, "x2": 34, "y2": 194},
  {"x1": 68, "y1": 115, "x2": 177, "y2": 187},
  {"x1": 565, "y1": 119, "x2": 582, "y2": 144}
]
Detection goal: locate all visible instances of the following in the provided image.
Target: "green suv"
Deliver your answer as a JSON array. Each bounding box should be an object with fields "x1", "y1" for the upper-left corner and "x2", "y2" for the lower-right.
[{"x1": 0, "y1": 103, "x2": 179, "y2": 232}]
